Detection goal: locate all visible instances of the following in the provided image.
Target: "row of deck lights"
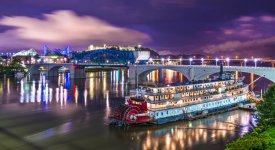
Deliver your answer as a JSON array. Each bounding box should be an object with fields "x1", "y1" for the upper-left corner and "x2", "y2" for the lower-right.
[{"x1": 150, "y1": 57, "x2": 259, "y2": 67}]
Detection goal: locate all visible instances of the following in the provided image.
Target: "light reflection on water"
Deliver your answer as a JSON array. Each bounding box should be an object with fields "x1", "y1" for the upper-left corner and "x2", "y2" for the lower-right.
[
  {"x1": 17, "y1": 69, "x2": 128, "y2": 108},
  {"x1": 25, "y1": 121, "x2": 73, "y2": 141},
  {"x1": 112, "y1": 110, "x2": 256, "y2": 150},
  {"x1": 0, "y1": 69, "x2": 261, "y2": 150}
]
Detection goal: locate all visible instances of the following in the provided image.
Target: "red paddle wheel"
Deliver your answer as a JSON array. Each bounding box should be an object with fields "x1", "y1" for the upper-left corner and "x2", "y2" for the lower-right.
[
  {"x1": 112, "y1": 105, "x2": 141, "y2": 121},
  {"x1": 109, "y1": 98, "x2": 150, "y2": 125}
]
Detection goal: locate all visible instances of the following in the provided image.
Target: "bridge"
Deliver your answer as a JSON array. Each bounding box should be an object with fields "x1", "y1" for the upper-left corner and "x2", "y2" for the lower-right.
[
  {"x1": 147, "y1": 58, "x2": 275, "y2": 67},
  {"x1": 128, "y1": 65, "x2": 275, "y2": 84},
  {"x1": 26, "y1": 62, "x2": 275, "y2": 84},
  {"x1": 26, "y1": 63, "x2": 127, "y2": 78}
]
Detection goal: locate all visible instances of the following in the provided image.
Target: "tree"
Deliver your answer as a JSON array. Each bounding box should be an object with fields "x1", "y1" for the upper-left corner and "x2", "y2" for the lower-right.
[{"x1": 257, "y1": 84, "x2": 275, "y2": 126}]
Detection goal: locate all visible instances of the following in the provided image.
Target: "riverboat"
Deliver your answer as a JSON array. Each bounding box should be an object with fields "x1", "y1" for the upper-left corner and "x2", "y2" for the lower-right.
[{"x1": 109, "y1": 64, "x2": 252, "y2": 126}]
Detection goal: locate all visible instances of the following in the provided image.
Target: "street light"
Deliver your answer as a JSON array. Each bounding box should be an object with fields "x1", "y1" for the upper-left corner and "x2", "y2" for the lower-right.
[
  {"x1": 244, "y1": 58, "x2": 248, "y2": 67},
  {"x1": 179, "y1": 57, "x2": 182, "y2": 65},
  {"x1": 167, "y1": 57, "x2": 171, "y2": 65},
  {"x1": 215, "y1": 58, "x2": 219, "y2": 66},
  {"x1": 161, "y1": 58, "x2": 164, "y2": 65},
  {"x1": 189, "y1": 58, "x2": 193, "y2": 66},
  {"x1": 149, "y1": 58, "x2": 153, "y2": 65},
  {"x1": 226, "y1": 58, "x2": 230, "y2": 66},
  {"x1": 201, "y1": 58, "x2": 204, "y2": 66},
  {"x1": 254, "y1": 58, "x2": 258, "y2": 67}
]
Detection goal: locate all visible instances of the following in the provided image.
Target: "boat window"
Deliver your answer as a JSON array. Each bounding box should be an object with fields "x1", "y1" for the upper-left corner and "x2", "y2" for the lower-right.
[
  {"x1": 167, "y1": 111, "x2": 168, "y2": 114},
  {"x1": 161, "y1": 112, "x2": 163, "y2": 116},
  {"x1": 156, "y1": 113, "x2": 158, "y2": 116}
]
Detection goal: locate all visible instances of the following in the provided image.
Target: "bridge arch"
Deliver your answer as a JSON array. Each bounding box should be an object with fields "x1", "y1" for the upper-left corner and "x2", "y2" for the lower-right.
[
  {"x1": 27, "y1": 64, "x2": 74, "y2": 77},
  {"x1": 48, "y1": 66, "x2": 69, "y2": 76},
  {"x1": 132, "y1": 66, "x2": 196, "y2": 84},
  {"x1": 27, "y1": 65, "x2": 42, "y2": 75},
  {"x1": 129, "y1": 65, "x2": 275, "y2": 84},
  {"x1": 138, "y1": 68, "x2": 190, "y2": 83},
  {"x1": 193, "y1": 67, "x2": 275, "y2": 83}
]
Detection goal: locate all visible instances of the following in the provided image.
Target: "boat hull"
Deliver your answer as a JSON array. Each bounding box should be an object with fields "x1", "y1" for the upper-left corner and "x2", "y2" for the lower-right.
[{"x1": 110, "y1": 101, "x2": 249, "y2": 126}]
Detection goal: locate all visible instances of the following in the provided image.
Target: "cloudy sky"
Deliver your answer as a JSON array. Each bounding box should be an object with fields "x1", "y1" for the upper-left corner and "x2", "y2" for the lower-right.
[{"x1": 1, "y1": 0, "x2": 275, "y2": 57}]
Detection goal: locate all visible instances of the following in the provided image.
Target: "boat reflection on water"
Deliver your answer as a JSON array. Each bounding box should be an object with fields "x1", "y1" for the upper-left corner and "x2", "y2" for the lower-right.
[{"x1": 110, "y1": 110, "x2": 256, "y2": 150}]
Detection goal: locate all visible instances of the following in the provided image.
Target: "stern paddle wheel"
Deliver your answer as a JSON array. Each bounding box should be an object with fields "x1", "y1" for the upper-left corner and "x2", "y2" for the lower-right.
[{"x1": 109, "y1": 98, "x2": 150, "y2": 125}]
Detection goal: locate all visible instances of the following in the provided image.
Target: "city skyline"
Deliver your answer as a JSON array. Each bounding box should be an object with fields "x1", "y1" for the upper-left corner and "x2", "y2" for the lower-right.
[{"x1": 1, "y1": 0, "x2": 275, "y2": 57}]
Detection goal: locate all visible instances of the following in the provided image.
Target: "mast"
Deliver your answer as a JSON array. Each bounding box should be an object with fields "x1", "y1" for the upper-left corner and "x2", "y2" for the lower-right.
[
  {"x1": 136, "y1": 65, "x2": 139, "y2": 96},
  {"x1": 219, "y1": 61, "x2": 224, "y2": 79}
]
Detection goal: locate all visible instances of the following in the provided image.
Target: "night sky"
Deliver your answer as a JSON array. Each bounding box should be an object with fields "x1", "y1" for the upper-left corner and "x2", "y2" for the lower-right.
[{"x1": 1, "y1": 0, "x2": 275, "y2": 57}]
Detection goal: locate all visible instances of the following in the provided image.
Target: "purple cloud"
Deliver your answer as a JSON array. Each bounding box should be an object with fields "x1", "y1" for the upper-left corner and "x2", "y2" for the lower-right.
[
  {"x1": 201, "y1": 14, "x2": 275, "y2": 57},
  {"x1": 203, "y1": 36, "x2": 275, "y2": 54},
  {"x1": 236, "y1": 16, "x2": 255, "y2": 22},
  {"x1": 0, "y1": 10, "x2": 150, "y2": 50},
  {"x1": 260, "y1": 15, "x2": 275, "y2": 22}
]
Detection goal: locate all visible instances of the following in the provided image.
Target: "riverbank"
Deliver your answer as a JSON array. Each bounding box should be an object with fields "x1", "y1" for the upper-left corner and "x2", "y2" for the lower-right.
[
  {"x1": 0, "y1": 62, "x2": 26, "y2": 76},
  {"x1": 226, "y1": 126, "x2": 275, "y2": 150},
  {"x1": 226, "y1": 84, "x2": 275, "y2": 150}
]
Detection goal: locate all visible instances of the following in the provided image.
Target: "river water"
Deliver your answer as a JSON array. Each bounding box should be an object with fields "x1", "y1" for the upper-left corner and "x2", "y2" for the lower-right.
[{"x1": 0, "y1": 69, "x2": 264, "y2": 150}]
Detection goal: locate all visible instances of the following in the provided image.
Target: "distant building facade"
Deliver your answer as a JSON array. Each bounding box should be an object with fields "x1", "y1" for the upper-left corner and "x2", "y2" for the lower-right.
[
  {"x1": 42, "y1": 45, "x2": 69, "y2": 63},
  {"x1": 71, "y1": 44, "x2": 159, "y2": 64},
  {"x1": 12, "y1": 49, "x2": 39, "y2": 64}
]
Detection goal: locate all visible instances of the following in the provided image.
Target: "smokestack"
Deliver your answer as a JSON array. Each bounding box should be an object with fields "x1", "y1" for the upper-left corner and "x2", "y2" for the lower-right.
[{"x1": 219, "y1": 62, "x2": 223, "y2": 78}]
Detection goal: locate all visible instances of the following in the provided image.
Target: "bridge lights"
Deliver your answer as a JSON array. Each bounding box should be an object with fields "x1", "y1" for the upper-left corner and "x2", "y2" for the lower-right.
[
  {"x1": 254, "y1": 58, "x2": 258, "y2": 67},
  {"x1": 201, "y1": 58, "x2": 204, "y2": 66},
  {"x1": 244, "y1": 58, "x2": 248, "y2": 67},
  {"x1": 226, "y1": 58, "x2": 230, "y2": 66},
  {"x1": 189, "y1": 58, "x2": 193, "y2": 66},
  {"x1": 167, "y1": 57, "x2": 171, "y2": 65},
  {"x1": 161, "y1": 58, "x2": 164, "y2": 65},
  {"x1": 215, "y1": 58, "x2": 219, "y2": 66},
  {"x1": 149, "y1": 58, "x2": 153, "y2": 65}
]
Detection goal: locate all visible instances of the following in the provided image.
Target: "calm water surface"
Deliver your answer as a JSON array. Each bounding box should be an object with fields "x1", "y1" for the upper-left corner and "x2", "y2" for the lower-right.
[{"x1": 0, "y1": 69, "x2": 260, "y2": 150}]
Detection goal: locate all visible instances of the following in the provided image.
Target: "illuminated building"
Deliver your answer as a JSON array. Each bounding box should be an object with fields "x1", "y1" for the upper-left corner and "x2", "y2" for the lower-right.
[
  {"x1": 87, "y1": 44, "x2": 135, "y2": 51},
  {"x1": 72, "y1": 44, "x2": 159, "y2": 64},
  {"x1": 42, "y1": 45, "x2": 69, "y2": 63},
  {"x1": 12, "y1": 49, "x2": 39, "y2": 64}
]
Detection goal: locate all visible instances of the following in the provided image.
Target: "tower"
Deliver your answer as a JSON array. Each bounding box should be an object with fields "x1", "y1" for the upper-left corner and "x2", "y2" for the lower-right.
[
  {"x1": 43, "y1": 45, "x2": 49, "y2": 56},
  {"x1": 65, "y1": 45, "x2": 70, "y2": 57}
]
